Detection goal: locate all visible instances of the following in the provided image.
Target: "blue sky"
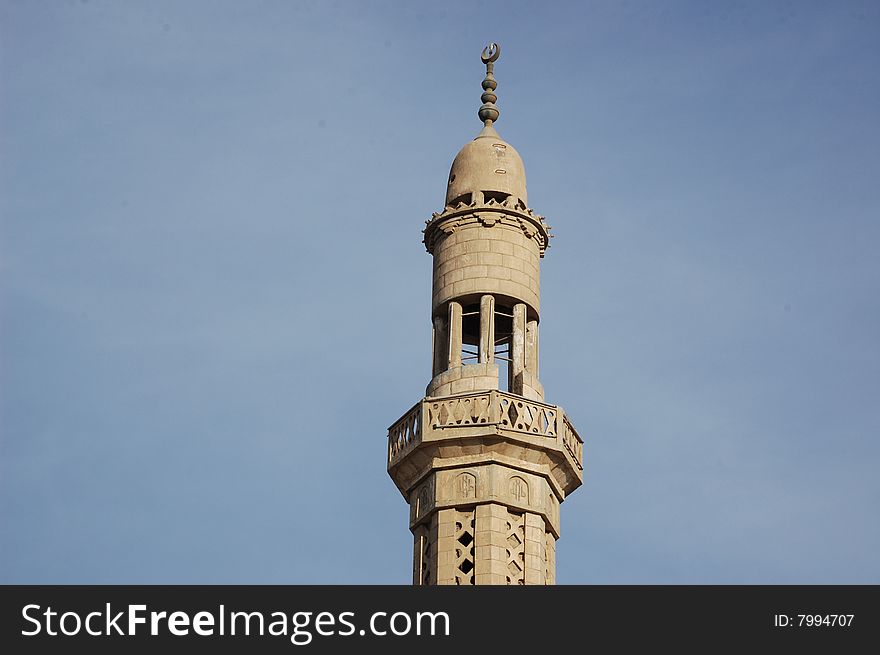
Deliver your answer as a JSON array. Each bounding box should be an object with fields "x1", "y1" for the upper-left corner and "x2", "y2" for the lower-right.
[{"x1": 2, "y1": 0, "x2": 878, "y2": 583}]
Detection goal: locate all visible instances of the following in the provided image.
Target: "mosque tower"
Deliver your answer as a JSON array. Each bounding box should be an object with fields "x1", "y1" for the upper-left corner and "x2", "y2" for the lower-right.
[{"x1": 387, "y1": 44, "x2": 584, "y2": 585}]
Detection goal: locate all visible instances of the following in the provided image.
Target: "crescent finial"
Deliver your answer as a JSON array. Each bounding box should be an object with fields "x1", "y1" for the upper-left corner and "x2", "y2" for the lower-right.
[{"x1": 481, "y1": 42, "x2": 500, "y2": 64}]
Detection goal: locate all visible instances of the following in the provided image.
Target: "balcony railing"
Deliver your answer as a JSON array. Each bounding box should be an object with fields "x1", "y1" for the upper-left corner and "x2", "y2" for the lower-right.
[
  {"x1": 387, "y1": 390, "x2": 584, "y2": 471},
  {"x1": 561, "y1": 414, "x2": 584, "y2": 471},
  {"x1": 388, "y1": 401, "x2": 422, "y2": 463}
]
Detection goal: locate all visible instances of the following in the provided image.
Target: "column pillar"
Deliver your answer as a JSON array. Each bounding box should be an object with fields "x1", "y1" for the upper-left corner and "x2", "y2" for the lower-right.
[
  {"x1": 432, "y1": 315, "x2": 447, "y2": 376},
  {"x1": 526, "y1": 318, "x2": 539, "y2": 377},
  {"x1": 448, "y1": 301, "x2": 462, "y2": 369},
  {"x1": 511, "y1": 303, "x2": 527, "y2": 393},
  {"x1": 479, "y1": 295, "x2": 495, "y2": 364}
]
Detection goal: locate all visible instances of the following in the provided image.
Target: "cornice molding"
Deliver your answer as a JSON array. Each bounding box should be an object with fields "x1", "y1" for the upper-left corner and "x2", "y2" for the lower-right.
[{"x1": 423, "y1": 200, "x2": 553, "y2": 257}]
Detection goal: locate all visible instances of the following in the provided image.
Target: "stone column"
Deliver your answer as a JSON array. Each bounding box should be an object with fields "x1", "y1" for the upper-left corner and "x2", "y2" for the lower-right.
[
  {"x1": 448, "y1": 301, "x2": 462, "y2": 369},
  {"x1": 526, "y1": 318, "x2": 539, "y2": 377},
  {"x1": 479, "y1": 295, "x2": 495, "y2": 364},
  {"x1": 511, "y1": 303, "x2": 527, "y2": 394},
  {"x1": 432, "y1": 315, "x2": 447, "y2": 377}
]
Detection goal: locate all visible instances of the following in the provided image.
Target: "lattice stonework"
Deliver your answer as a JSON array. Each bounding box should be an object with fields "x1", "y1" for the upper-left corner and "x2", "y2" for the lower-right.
[
  {"x1": 505, "y1": 510, "x2": 526, "y2": 585},
  {"x1": 428, "y1": 395, "x2": 492, "y2": 428},
  {"x1": 454, "y1": 509, "x2": 476, "y2": 585},
  {"x1": 499, "y1": 396, "x2": 556, "y2": 436},
  {"x1": 389, "y1": 403, "x2": 421, "y2": 463}
]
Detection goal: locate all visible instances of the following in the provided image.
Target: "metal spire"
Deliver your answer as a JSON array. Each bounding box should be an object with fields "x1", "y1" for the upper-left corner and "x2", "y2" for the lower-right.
[{"x1": 478, "y1": 42, "x2": 501, "y2": 127}]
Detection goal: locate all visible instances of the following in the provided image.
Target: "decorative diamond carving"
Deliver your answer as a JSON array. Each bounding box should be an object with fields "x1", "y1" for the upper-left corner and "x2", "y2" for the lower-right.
[
  {"x1": 505, "y1": 512, "x2": 525, "y2": 585},
  {"x1": 454, "y1": 510, "x2": 476, "y2": 585}
]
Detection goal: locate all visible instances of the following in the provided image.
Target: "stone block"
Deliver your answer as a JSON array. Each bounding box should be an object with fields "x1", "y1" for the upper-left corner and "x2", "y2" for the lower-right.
[
  {"x1": 449, "y1": 377, "x2": 474, "y2": 394},
  {"x1": 468, "y1": 239, "x2": 492, "y2": 253},
  {"x1": 444, "y1": 268, "x2": 464, "y2": 285},
  {"x1": 460, "y1": 264, "x2": 488, "y2": 279},
  {"x1": 509, "y1": 269, "x2": 529, "y2": 287},
  {"x1": 485, "y1": 264, "x2": 511, "y2": 280},
  {"x1": 456, "y1": 227, "x2": 481, "y2": 242},
  {"x1": 478, "y1": 252, "x2": 504, "y2": 267},
  {"x1": 489, "y1": 240, "x2": 514, "y2": 255}
]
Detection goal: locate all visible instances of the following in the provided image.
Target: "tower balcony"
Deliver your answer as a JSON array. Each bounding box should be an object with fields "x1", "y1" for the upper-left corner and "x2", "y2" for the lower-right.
[{"x1": 387, "y1": 389, "x2": 584, "y2": 504}]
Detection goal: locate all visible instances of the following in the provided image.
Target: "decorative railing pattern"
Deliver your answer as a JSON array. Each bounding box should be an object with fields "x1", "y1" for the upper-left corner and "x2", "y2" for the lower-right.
[
  {"x1": 498, "y1": 395, "x2": 557, "y2": 437},
  {"x1": 561, "y1": 415, "x2": 584, "y2": 470},
  {"x1": 388, "y1": 390, "x2": 584, "y2": 470},
  {"x1": 427, "y1": 394, "x2": 492, "y2": 428},
  {"x1": 388, "y1": 402, "x2": 422, "y2": 464}
]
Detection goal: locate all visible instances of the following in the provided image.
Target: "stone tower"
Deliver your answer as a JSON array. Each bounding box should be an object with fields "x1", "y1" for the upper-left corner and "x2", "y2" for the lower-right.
[{"x1": 387, "y1": 44, "x2": 584, "y2": 585}]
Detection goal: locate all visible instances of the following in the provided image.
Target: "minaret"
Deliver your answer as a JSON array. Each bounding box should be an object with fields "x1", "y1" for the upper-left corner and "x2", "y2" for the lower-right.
[{"x1": 387, "y1": 44, "x2": 584, "y2": 585}]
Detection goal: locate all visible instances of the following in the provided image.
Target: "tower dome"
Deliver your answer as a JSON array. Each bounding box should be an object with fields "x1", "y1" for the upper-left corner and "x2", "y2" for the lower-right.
[{"x1": 445, "y1": 124, "x2": 528, "y2": 207}]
